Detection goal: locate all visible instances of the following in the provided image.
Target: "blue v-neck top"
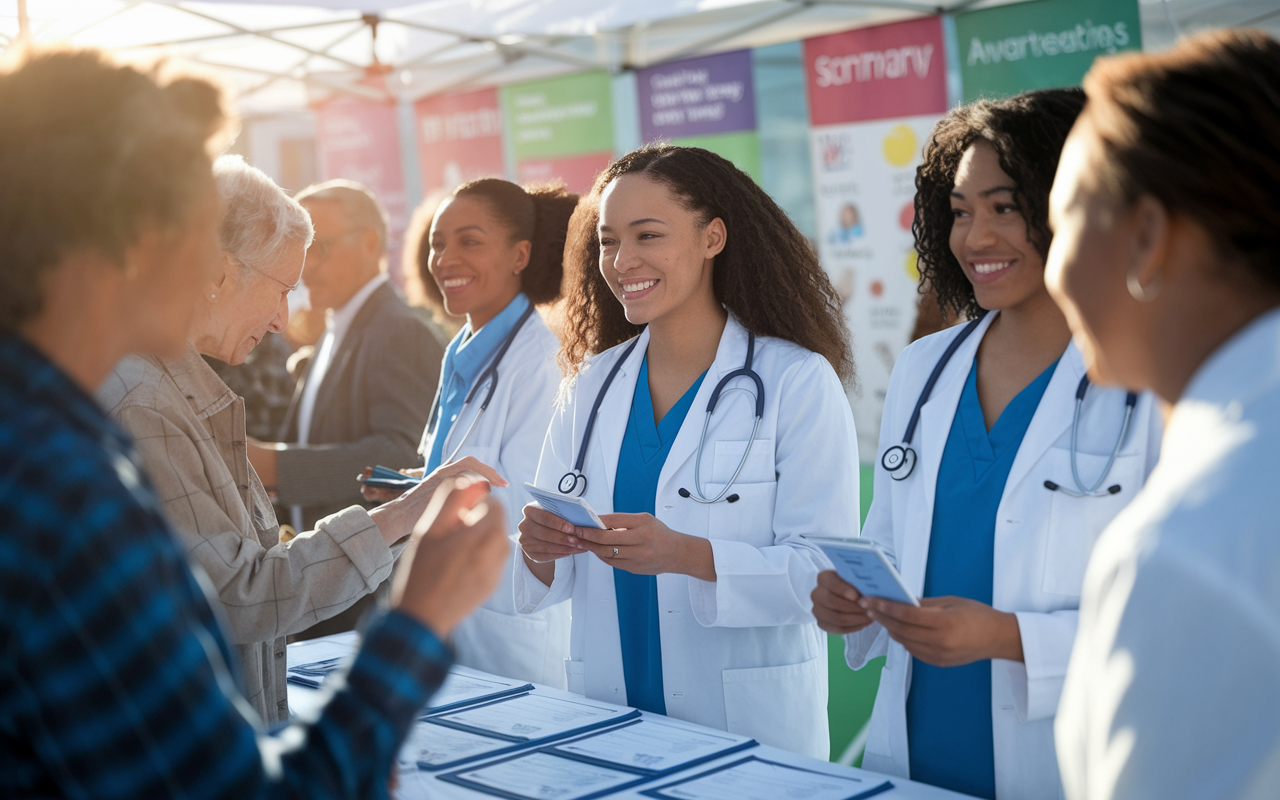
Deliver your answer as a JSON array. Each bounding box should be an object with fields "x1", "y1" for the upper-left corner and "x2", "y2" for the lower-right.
[
  {"x1": 905, "y1": 356, "x2": 1058, "y2": 800},
  {"x1": 612, "y1": 355, "x2": 707, "y2": 716}
]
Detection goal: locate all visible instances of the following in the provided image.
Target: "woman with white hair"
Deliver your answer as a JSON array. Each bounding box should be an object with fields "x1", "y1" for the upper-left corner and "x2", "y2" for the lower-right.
[{"x1": 97, "y1": 155, "x2": 497, "y2": 723}]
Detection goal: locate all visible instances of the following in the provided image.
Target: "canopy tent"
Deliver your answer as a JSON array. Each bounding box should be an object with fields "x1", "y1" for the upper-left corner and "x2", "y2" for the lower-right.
[{"x1": 3, "y1": 0, "x2": 1279, "y2": 114}]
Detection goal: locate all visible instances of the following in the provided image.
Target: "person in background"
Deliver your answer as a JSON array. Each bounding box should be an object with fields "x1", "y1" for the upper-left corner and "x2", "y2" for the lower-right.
[
  {"x1": 1047, "y1": 30, "x2": 1280, "y2": 800},
  {"x1": 364, "y1": 179, "x2": 577, "y2": 687},
  {"x1": 402, "y1": 190, "x2": 465, "y2": 341},
  {"x1": 811, "y1": 89, "x2": 1162, "y2": 800},
  {"x1": 251, "y1": 180, "x2": 445, "y2": 639},
  {"x1": 0, "y1": 45, "x2": 508, "y2": 797},
  {"x1": 97, "y1": 154, "x2": 502, "y2": 724},
  {"x1": 516, "y1": 145, "x2": 858, "y2": 759},
  {"x1": 250, "y1": 180, "x2": 443, "y2": 534}
]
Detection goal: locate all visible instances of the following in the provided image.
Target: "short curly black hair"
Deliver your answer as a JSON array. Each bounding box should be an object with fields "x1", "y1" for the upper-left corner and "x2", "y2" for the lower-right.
[{"x1": 914, "y1": 87, "x2": 1085, "y2": 319}]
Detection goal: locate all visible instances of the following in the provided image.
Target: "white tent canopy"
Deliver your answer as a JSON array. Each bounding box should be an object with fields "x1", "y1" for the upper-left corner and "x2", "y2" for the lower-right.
[{"x1": 4, "y1": 0, "x2": 1279, "y2": 114}]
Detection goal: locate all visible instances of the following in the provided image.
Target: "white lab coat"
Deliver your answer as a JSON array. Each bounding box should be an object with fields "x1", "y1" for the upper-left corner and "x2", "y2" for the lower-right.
[
  {"x1": 514, "y1": 316, "x2": 858, "y2": 759},
  {"x1": 1057, "y1": 308, "x2": 1280, "y2": 800},
  {"x1": 845, "y1": 312, "x2": 1162, "y2": 800},
  {"x1": 426, "y1": 310, "x2": 571, "y2": 689}
]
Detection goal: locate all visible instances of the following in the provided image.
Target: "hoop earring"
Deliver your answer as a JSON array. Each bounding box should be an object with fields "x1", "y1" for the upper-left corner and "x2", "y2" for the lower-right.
[{"x1": 1126, "y1": 265, "x2": 1162, "y2": 303}]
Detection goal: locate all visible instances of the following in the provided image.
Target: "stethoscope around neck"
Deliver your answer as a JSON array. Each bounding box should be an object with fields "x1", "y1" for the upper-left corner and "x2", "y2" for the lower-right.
[
  {"x1": 880, "y1": 312, "x2": 1138, "y2": 497},
  {"x1": 422, "y1": 303, "x2": 535, "y2": 464},
  {"x1": 557, "y1": 330, "x2": 765, "y2": 505}
]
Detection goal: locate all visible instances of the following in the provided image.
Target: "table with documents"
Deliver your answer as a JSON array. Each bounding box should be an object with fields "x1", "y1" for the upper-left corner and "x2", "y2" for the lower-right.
[{"x1": 287, "y1": 633, "x2": 977, "y2": 800}]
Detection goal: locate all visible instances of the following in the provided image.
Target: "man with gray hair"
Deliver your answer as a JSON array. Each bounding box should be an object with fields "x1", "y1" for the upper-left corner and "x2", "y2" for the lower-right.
[{"x1": 249, "y1": 180, "x2": 443, "y2": 638}]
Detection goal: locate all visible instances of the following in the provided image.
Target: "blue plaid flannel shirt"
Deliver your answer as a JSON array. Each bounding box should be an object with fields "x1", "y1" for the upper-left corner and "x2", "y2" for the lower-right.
[{"x1": 0, "y1": 333, "x2": 452, "y2": 798}]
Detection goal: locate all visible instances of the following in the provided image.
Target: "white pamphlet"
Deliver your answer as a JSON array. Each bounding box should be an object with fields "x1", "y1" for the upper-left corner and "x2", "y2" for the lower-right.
[
  {"x1": 524, "y1": 483, "x2": 606, "y2": 529},
  {"x1": 650, "y1": 757, "x2": 877, "y2": 800},
  {"x1": 427, "y1": 667, "x2": 529, "y2": 712},
  {"x1": 449, "y1": 752, "x2": 638, "y2": 800},
  {"x1": 806, "y1": 536, "x2": 919, "y2": 606},
  {"x1": 397, "y1": 722, "x2": 510, "y2": 769},
  {"x1": 429, "y1": 693, "x2": 630, "y2": 741},
  {"x1": 553, "y1": 719, "x2": 748, "y2": 772}
]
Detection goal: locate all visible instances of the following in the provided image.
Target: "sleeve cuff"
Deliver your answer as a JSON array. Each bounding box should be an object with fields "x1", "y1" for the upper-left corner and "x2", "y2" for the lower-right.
[
  {"x1": 310, "y1": 506, "x2": 395, "y2": 589},
  {"x1": 345, "y1": 609, "x2": 454, "y2": 725},
  {"x1": 1010, "y1": 611, "x2": 1069, "y2": 722}
]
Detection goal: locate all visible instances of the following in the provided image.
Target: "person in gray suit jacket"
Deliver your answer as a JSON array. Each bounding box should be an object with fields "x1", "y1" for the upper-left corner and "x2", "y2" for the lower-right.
[{"x1": 249, "y1": 180, "x2": 445, "y2": 637}]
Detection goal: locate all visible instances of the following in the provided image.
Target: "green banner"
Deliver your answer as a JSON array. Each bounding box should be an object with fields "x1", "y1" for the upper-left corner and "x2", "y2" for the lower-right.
[
  {"x1": 956, "y1": 0, "x2": 1142, "y2": 102},
  {"x1": 501, "y1": 71, "x2": 614, "y2": 161},
  {"x1": 673, "y1": 131, "x2": 763, "y2": 185}
]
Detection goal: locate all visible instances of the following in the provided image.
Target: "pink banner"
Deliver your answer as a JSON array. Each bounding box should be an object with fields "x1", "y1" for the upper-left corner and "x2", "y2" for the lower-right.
[
  {"x1": 414, "y1": 88, "x2": 506, "y2": 198},
  {"x1": 314, "y1": 96, "x2": 409, "y2": 285},
  {"x1": 805, "y1": 16, "x2": 948, "y2": 126},
  {"x1": 516, "y1": 152, "x2": 612, "y2": 195}
]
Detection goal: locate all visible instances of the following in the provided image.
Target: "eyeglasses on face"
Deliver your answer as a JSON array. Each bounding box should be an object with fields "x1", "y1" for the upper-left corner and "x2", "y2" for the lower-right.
[{"x1": 305, "y1": 229, "x2": 364, "y2": 265}]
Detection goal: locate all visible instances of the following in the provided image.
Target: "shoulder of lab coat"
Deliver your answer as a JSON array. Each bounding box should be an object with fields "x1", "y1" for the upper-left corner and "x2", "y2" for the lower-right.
[
  {"x1": 514, "y1": 330, "x2": 649, "y2": 614},
  {"x1": 689, "y1": 331, "x2": 859, "y2": 628}
]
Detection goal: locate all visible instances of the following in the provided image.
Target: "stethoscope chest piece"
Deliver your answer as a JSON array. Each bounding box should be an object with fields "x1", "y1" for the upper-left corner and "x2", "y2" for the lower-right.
[{"x1": 882, "y1": 445, "x2": 917, "y2": 481}]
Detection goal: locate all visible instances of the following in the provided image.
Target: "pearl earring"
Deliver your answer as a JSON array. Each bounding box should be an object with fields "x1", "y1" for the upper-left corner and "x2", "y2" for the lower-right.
[{"x1": 210, "y1": 293, "x2": 218, "y2": 301}]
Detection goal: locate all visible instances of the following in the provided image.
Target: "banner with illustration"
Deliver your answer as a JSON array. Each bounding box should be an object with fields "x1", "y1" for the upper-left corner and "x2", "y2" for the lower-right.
[
  {"x1": 313, "y1": 95, "x2": 410, "y2": 285},
  {"x1": 805, "y1": 16, "x2": 948, "y2": 457},
  {"x1": 956, "y1": 0, "x2": 1142, "y2": 101},
  {"x1": 414, "y1": 87, "x2": 506, "y2": 199},
  {"x1": 636, "y1": 49, "x2": 762, "y2": 183},
  {"x1": 501, "y1": 71, "x2": 614, "y2": 194}
]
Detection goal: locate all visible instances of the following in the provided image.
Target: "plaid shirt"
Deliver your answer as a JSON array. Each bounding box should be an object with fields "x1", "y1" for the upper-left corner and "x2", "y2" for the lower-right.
[{"x1": 0, "y1": 333, "x2": 451, "y2": 798}]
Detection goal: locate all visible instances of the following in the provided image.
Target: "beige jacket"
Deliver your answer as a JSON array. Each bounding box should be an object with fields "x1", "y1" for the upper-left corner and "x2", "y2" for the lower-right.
[{"x1": 97, "y1": 345, "x2": 400, "y2": 724}]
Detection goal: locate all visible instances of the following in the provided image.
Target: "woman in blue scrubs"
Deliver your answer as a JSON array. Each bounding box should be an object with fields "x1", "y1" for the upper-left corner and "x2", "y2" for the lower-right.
[
  {"x1": 514, "y1": 144, "x2": 859, "y2": 758},
  {"x1": 812, "y1": 89, "x2": 1163, "y2": 798}
]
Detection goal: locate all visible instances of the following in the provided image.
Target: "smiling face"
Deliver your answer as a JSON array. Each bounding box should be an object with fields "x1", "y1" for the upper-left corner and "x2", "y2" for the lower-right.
[
  {"x1": 949, "y1": 139, "x2": 1050, "y2": 314},
  {"x1": 597, "y1": 174, "x2": 724, "y2": 328},
  {"x1": 428, "y1": 195, "x2": 529, "y2": 330},
  {"x1": 1045, "y1": 123, "x2": 1151, "y2": 388}
]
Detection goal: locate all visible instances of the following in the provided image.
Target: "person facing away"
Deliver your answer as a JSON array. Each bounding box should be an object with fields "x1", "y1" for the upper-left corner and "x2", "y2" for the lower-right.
[
  {"x1": 95, "y1": 155, "x2": 501, "y2": 724},
  {"x1": 811, "y1": 88, "x2": 1162, "y2": 800},
  {"x1": 1045, "y1": 29, "x2": 1280, "y2": 800},
  {"x1": 362, "y1": 179, "x2": 578, "y2": 689},
  {"x1": 0, "y1": 45, "x2": 509, "y2": 798},
  {"x1": 516, "y1": 144, "x2": 859, "y2": 759}
]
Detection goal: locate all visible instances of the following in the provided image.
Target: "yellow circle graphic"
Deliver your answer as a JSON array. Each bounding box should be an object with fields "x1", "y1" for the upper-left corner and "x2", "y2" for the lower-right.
[
  {"x1": 904, "y1": 249, "x2": 920, "y2": 282},
  {"x1": 883, "y1": 124, "x2": 918, "y2": 167}
]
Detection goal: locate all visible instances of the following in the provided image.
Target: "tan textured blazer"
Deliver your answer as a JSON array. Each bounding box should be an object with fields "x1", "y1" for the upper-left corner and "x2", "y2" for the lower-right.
[{"x1": 97, "y1": 345, "x2": 401, "y2": 724}]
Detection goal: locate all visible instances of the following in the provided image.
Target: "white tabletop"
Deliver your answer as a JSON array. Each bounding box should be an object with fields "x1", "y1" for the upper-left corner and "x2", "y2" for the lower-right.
[{"x1": 288, "y1": 633, "x2": 975, "y2": 800}]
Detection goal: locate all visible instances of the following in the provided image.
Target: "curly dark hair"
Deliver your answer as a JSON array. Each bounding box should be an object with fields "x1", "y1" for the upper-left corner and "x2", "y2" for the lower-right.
[
  {"x1": 914, "y1": 87, "x2": 1085, "y2": 319},
  {"x1": 448, "y1": 178, "x2": 579, "y2": 305},
  {"x1": 560, "y1": 143, "x2": 854, "y2": 384}
]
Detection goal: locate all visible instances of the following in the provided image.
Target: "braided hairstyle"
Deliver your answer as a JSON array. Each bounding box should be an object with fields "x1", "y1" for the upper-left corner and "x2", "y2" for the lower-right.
[
  {"x1": 448, "y1": 178, "x2": 579, "y2": 305},
  {"x1": 560, "y1": 143, "x2": 853, "y2": 384},
  {"x1": 914, "y1": 87, "x2": 1085, "y2": 319}
]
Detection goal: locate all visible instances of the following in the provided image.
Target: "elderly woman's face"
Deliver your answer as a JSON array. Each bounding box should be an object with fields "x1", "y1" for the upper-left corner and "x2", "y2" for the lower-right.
[
  {"x1": 1045, "y1": 123, "x2": 1148, "y2": 390},
  {"x1": 206, "y1": 244, "x2": 303, "y2": 365}
]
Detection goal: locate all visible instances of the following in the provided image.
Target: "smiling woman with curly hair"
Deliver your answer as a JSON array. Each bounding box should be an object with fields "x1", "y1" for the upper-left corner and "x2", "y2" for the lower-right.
[
  {"x1": 812, "y1": 88, "x2": 1165, "y2": 800},
  {"x1": 514, "y1": 143, "x2": 859, "y2": 759}
]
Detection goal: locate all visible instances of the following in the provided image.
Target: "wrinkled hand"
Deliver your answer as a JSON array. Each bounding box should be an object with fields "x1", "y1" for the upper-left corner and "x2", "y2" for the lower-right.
[
  {"x1": 391, "y1": 477, "x2": 510, "y2": 637},
  {"x1": 811, "y1": 570, "x2": 874, "y2": 634},
  {"x1": 367, "y1": 457, "x2": 506, "y2": 545},
  {"x1": 358, "y1": 466, "x2": 424, "y2": 504},
  {"x1": 861, "y1": 595, "x2": 1024, "y2": 667}
]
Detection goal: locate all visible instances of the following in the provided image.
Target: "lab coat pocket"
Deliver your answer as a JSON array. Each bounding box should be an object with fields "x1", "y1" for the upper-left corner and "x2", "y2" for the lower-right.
[
  {"x1": 705, "y1": 481, "x2": 777, "y2": 549},
  {"x1": 565, "y1": 659, "x2": 585, "y2": 696},
  {"x1": 722, "y1": 656, "x2": 824, "y2": 757},
  {"x1": 1042, "y1": 451, "x2": 1142, "y2": 598}
]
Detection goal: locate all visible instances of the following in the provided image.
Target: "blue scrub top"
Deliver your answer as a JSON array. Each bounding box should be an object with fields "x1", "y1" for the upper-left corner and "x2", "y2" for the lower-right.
[
  {"x1": 424, "y1": 293, "x2": 530, "y2": 472},
  {"x1": 612, "y1": 355, "x2": 707, "y2": 716},
  {"x1": 905, "y1": 356, "x2": 1058, "y2": 800}
]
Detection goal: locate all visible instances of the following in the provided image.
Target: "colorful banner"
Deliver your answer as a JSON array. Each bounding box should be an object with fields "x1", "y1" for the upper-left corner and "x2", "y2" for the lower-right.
[
  {"x1": 956, "y1": 0, "x2": 1142, "y2": 101},
  {"x1": 637, "y1": 49, "x2": 761, "y2": 182},
  {"x1": 314, "y1": 95, "x2": 409, "y2": 286},
  {"x1": 502, "y1": 71, "x2": 614, "y2": 193},
  {"x1": 414, "y1": 87, "x2": 506, "y2": 198},
  {"x1": 805, "y1": 17, "x2": 948, "y2": 458}
]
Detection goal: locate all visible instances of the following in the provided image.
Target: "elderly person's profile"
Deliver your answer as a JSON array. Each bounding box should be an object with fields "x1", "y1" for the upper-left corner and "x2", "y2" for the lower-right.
[{"x1": 96, "y1": 155, "x2": 489, "y2": 724}]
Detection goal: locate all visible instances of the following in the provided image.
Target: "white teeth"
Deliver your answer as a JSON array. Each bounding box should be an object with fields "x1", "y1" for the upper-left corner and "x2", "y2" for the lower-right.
[
  {"x1": 441, "y1": 277, "x2": 472, "y2": 288},
  {"x1": 973, "y1": 261, "x2": 1012, "y2": 275},
  {"x1": 621, "y1": 279, "x2": 657, "y2": 293}
]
